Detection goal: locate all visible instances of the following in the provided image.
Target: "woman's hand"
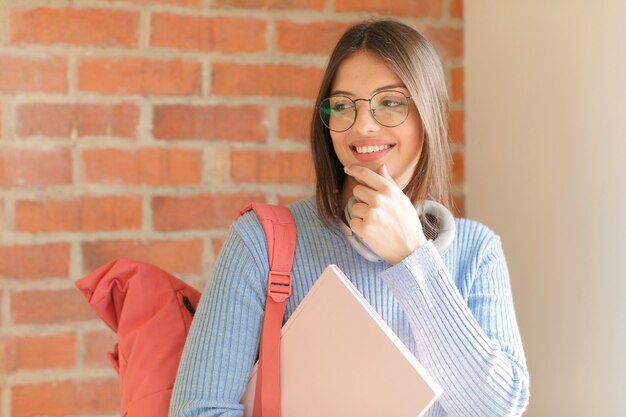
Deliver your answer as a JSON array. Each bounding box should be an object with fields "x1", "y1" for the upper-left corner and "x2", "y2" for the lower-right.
[{"x1": 344, "y1": 164, "x2": 427, "y2": 265}]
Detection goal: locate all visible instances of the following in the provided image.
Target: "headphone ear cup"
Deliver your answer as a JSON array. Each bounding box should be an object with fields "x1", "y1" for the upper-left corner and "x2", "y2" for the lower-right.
[{"x1": 422, "y1": 200, "x2": 456, "y2": 256}]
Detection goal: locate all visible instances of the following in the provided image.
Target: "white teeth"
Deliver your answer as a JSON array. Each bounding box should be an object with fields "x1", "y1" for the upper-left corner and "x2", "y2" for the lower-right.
[{"x1": 355, "y1": 144, "x2": 391, "y2": 154}]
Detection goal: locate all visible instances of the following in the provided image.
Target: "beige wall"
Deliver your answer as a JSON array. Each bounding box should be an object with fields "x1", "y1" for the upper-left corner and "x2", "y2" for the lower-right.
[{"x1": 466, "y1": 2, "x2": 626, "y2": 416}]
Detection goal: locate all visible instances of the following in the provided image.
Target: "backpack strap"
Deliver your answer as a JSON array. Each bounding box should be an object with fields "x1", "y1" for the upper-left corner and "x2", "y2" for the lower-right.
[{"x1": 239, "y1": 203, "x2": 296, "y2": 417}]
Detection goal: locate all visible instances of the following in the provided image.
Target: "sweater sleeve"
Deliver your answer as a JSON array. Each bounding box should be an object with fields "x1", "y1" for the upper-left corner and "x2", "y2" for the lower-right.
[
  {"x1": 169, "y1": 223, "x2": 267, "y2": 417},
  {"x1": 380, "y1": 237, "x2": 529, "y2": 417}
]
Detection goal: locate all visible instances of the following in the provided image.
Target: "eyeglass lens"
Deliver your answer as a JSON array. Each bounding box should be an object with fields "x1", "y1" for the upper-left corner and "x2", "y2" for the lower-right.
[{"x1": 319, "y1": 90, "x2": 410, "y2": 132}]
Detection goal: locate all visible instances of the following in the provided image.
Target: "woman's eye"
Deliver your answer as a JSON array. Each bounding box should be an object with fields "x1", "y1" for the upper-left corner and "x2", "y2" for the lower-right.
[
  {"x1": 332, "y1": 102, "x2": 353, "y2": 111},
  {"x1": 381, "y1": 99, "x2": 403, "y2": 107}
]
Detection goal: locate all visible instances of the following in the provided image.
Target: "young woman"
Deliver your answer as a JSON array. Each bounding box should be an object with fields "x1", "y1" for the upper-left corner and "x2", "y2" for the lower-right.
[{"x1": 170, "y1": 19, "x2": 529, "y2": 417}]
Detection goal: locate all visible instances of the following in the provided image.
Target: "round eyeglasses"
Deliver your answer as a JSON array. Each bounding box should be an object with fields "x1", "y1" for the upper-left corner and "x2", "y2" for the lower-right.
[{"x1": 319, "y1": 90, "x2": 412, "y2": 132}]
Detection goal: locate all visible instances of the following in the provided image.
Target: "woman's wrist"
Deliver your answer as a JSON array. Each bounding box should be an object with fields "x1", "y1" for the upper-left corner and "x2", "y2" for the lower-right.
[{"x1": 388, "y1": 234, "x2": 428, "y2": 265}]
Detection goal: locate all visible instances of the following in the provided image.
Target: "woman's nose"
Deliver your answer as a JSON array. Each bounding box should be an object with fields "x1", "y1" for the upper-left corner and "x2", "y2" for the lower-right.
[{"x1": 351, "y1": 102, "x2": 379, "y2": 134}]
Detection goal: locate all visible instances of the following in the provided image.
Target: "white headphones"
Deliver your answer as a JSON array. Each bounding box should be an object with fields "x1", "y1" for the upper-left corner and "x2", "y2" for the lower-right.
[{"x1": 339, "y1": 196, "x2": 456, "y2": 263}]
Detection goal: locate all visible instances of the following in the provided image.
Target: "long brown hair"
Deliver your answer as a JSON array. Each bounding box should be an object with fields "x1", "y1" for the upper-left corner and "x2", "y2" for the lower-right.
[{"x1": 311, "y1": 19, "x2": 452, "y2": 227}]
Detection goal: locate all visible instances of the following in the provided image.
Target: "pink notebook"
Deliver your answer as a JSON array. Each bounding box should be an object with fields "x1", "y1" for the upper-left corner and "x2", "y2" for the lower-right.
[{"x1": 241, "y1": 264, "x2": 442, "y2": 417}]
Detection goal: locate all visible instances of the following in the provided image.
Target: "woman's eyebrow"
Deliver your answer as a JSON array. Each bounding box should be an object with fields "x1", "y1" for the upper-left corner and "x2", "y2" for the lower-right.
[
  {"x1": 330, "y1": 89, "x2": 353, "y2": 96},
  {"x1": 330, "y1": 83, "x2": 408, "y2": 96},
  {"x1": 373, "y1": 83, "x2": 407, "y2": 93}
]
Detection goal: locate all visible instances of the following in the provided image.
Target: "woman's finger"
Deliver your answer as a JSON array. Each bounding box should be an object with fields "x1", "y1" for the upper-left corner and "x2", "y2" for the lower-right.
[
  {"x1": 344, "y1": 165, "x2": 387, "y2": 191},
  {"x1": 348, "y1": 216, "x2": 364, "y2": 237},
  {"x1": 352, "y1": 184, "x2": 379, "y2": 206},
  {"x1": 350, "y1": 201, "x2": 368, "y2": 219},
  {"x1": 377, "y1": 164, "x2": 394, "y2": 182}
]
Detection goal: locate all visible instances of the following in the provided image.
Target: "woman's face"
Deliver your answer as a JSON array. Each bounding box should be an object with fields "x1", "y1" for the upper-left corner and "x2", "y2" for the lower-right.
[{"x1": 329, "y1": 50, "x2": 424, "y2": 190}]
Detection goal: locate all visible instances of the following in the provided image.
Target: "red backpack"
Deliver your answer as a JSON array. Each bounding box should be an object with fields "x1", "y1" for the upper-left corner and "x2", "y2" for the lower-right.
[{"x1": 76, "y1": 203, "x2": 296, "y2": 417}]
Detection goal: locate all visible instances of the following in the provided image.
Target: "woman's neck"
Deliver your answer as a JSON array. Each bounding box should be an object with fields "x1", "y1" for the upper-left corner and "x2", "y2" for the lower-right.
[{"x1": 340, "y1": 176, "x2": 359, "y2": 210}]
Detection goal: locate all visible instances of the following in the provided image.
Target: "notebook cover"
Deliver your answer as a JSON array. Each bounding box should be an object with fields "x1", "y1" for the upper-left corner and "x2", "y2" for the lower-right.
[{"x1": 240, "y1": 264, "x2": 442, "y2": 417}]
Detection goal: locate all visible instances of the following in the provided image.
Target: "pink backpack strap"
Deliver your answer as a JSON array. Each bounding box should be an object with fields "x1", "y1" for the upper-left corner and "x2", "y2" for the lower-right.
[{"x1": 239, "y1": 203, "x2": 296, "y2": 417}]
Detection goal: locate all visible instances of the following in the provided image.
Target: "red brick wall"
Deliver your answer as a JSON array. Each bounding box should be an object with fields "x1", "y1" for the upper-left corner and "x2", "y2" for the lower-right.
[{"x1": 0, "y1": 1, "x2": 463, "y2": 415}]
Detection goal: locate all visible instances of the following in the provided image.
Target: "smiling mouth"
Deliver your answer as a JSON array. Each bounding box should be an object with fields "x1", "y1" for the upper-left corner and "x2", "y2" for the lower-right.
[{"x1": 352, "y1": 144, "x2": 395, "y2": 154}]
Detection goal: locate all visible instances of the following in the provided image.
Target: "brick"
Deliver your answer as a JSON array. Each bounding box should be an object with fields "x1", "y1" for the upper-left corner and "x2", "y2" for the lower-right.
[
  {"x1": 334, "y1": 0, "x2": 441, "y2": 17},
  {"x1": 79, "y1": 57, "x2": 201, "y2": 96},
  {"x1": 278, "y1": 106, "x2": 312, "y2": 142},
  {"x1": 452, "y1": 152, "x2": 464, "y2": 185},
  {"x1": 85, "y1": 330, "x2": 117, "y2": 368},
  {"x1": 1, "y1": 333, "x2": 76, "y2": 372},
  {"x1": 450, "y1": 0, "x2": 463, "y2": 19},
  {"x1": 83, "y1": 148, "x2": 202, "y2": 185},
  {"x1": 153, "y1": 193, "x2": 266, "y2": 231},
  {"x1": 15, "y1": 196, "x2": 142, "y2": 232},
  {"x1": 449, "y1": 110, "x2": 464, "y2": 144},
  {"x1": 421, "y1": 27, "x2": 463, "y2": 60},
  {"x1": 17, "y1": 102, "x2": 139, "y2": 138},
  {"x1": 110, "y1": 104, "x2": 141, "y2": 138},
  {"x1": 11, "y1": 289, "x2": 97, "y2": 325},
  {"x1": 152, "y1": 14, "x2": 266, "y2": 52},
  {"x1": 213, "y1": 63, "x2": 323, "y2": 99},
  {"x1": 451, "y1": 67, "x2": 464, "y2": 102},
  {"x1": 0, "y1": 243, "x2": 70, "y2": 279},
  {"x1": 0, "y1": 334, "x2": 7, "y2": 371},
  {"x1": 12, "y1": 379, "x2": 119, "y2": 417},
  {"x1": 213, "y1": 0, "x2": 324, "y2": 10},
  {"x1": 153, "y1": 105, "x2": 266, "y2": 141},
  {"x1": 276, "y1": 21, "x2": 349, "y2": 55},
  {"x1": 231, "y1": 150, "x2": 314, "y2": 184},
  {"x1": 0, "y1": 148, "x2": 72, "y2": 188},
  {"x1": 112, "y1": 0, "x2": 201, "y2": 4},
  {"x1": 9, "y1": 7, "x2": 138, "y2": 47},
  {"x1": 278, "y1": 194, "x2": 309, "y2": 206},
  {"x1": 212, "y1": 237, "x2": 226, "y2": 259},
  {"x1": 82, "y1": 238, "x2": 203, "y2": 274},
  {"x1": 0, "y1": 54, "x2": 67, "y2": 93}
]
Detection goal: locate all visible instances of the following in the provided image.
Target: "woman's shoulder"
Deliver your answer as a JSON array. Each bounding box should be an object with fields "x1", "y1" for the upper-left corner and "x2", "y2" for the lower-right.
[
  {"x1": 285, "y1": 196, "x2": 323, "y2": 225},
  {"x1": 234, "y1": 195, "x2": 317, "y2": 225},
  {"x1": 454, "y1": 217, "x2": 499, "y2": 243},
  {"x1": 231, "y1": 195, "x2": 320, "y2": 247},
  {"x1": 451, "y1": 216, "x2": 504, "y2": 262}
]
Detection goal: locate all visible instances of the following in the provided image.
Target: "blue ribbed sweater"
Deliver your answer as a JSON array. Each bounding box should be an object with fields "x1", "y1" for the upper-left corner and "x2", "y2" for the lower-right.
[{"x1": 170, "y1": 196, "x2": 529, "y2": 417}]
